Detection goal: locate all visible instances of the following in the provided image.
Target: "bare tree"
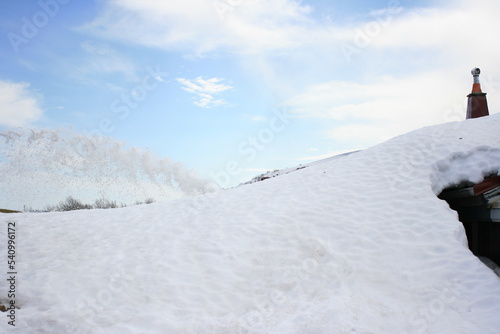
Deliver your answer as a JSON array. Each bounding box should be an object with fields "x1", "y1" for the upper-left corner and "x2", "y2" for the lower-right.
[
  {"x1": 94, "y1": 197, "x2": 118, "y2": 209},
  {"x1": 57, "y1": 196, "x2": 92, "y2": 211}
]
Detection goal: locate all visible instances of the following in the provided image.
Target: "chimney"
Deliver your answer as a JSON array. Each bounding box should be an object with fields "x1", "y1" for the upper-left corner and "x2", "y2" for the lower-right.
[{"x1": 466, "y1": 67, "x2": 489, "y2": 119}]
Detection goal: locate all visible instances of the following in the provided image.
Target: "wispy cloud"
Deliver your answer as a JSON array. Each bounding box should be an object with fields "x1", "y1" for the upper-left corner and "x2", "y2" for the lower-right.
[
  {"x1": 78, "y1": 41, "x2": 138, "y2": 82},
  {"x1": 0, "y1": 80, "x2": 43, "y2": 127},
  {"x1": 79, "y1": 0, "x2": 318, "y2": 55},
  {"x1": 177, "y1": 77, "x2": 233, "y2": 108},
  {"x1": 285, "y1": 71, "x2": 470, "y2": 145}
]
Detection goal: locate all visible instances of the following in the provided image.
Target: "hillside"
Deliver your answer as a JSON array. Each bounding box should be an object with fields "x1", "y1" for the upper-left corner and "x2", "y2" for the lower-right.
[{"x1": 1, "y1": 114, "x2": 500, "y2": 333}]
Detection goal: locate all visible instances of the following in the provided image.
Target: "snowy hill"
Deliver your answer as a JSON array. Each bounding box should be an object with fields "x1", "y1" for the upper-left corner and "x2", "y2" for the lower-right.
[{"x1": 1, "y1": 114, "x2": 500, "y2": 333}]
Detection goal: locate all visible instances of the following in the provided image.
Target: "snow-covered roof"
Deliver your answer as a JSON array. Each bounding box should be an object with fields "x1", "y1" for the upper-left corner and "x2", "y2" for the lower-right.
[
  {"x1": 1, "y1": 114, "x2": 500, "y2": 333},
  {"x1": 440, "y1": 175, "x2": 500, "y2": 207}
]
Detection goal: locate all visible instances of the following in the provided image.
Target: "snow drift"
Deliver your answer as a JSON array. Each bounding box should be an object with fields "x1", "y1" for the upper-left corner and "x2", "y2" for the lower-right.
[
  {"x1": 1, "y1": 114, "x2": 500, "y2": 333},
  {"x1": 0, "y1": 128, "x2": 211, "y2": 210}
]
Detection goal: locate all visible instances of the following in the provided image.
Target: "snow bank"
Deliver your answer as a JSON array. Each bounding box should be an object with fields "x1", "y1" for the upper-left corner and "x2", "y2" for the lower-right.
[{"x1": 1, "y1": 114, "x2": 500, "y2": 333}]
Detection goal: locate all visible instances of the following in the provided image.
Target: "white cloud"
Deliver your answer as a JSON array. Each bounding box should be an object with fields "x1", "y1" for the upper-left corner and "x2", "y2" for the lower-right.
[
  {"x1": 80, "y1": 0, "x2": 318, "y2": 54},
  {"x1": 367, "y1": 2, "x2": 499, "y2": 53},
  {"x1": 177, "y1": 77, "x2": 233, "y2": 108},
  {"x1": 285, "y1": 71, "x2": 475, "y2": 145},
  {"x1": 336, "y1": 0, "x2": 500, "y2": 67},
  {"x1": 0, "y1": 80, "x2": 43, "y2": 127}
]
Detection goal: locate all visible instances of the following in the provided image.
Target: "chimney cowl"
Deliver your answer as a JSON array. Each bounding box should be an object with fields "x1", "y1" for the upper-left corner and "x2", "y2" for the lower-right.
[
  {"x1": 466, "y1": 67, "x2": 489, "y2": 119},
  {"x1": 470, "y1": 67, "x2": 483, "y2": 93}
]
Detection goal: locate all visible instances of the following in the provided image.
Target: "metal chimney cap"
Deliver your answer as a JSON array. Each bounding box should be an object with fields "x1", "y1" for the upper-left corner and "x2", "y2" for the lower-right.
[{"x1": 472, "y1": 67, "x2": 481, "y2": 76}]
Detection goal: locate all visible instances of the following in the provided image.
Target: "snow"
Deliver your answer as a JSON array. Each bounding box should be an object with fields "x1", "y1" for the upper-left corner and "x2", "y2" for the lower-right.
[
  {"x1": 0, "y1": 128, "x2": 210, "y2": 210},
  {"x1": 240, "y1": 150, "x2": 360, "y2": 185},
  {"x1": 1, "y1": 114, "x2": 500, "y2": 333}
]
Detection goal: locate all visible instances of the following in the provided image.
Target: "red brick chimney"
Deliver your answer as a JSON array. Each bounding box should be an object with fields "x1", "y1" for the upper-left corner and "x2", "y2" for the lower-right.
[{"x1": 466, "y1": 67, "x2": 489, "y2": 119}]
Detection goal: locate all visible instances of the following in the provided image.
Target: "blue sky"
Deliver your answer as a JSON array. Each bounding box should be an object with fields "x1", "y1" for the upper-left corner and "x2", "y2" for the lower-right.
[{"x1": 1, "y1": 0, "x2": 500, "y2": 192}]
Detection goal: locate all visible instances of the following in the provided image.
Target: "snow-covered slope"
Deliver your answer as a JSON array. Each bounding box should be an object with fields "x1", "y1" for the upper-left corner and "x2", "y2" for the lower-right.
[
  {"x1": 1, "y1": 115, "x2": 500, "y2": 333},
  {"x1": 240, "y1": 150, "x2": 360, "y2": 185}
]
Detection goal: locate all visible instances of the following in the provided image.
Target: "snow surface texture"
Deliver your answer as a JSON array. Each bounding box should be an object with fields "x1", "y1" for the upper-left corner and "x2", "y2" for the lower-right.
[
  {"x1": 0, "y1": 128, "x2": 211, "y2": 210},
  {"x1": 1, "y1": 115, "x2": 500, "y2": 333}
]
